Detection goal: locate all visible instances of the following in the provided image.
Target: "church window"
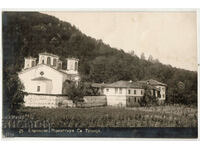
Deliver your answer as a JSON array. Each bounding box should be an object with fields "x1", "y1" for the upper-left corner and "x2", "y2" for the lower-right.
[
  {"x1": 53, "y1": 58, "x2": 57, "y2": 66},
  {"x1": 40, "y1": 71, "x2": 44, "y2": 76},
  {"x1": 75, "y1": 61, "x2": 78, "y2": 71},
  {"x1": 37, "y1": 86, "x2": 40, "y2": 92},
  {"x1": 31, "y1": 61, "x2": 35, "y2": 67},
  {"x1": 47, "y1": 57, "x2": 51, "y2": 65},
  {"x1": 58, "y1": 63, "x2": 62, "y2": 69}
]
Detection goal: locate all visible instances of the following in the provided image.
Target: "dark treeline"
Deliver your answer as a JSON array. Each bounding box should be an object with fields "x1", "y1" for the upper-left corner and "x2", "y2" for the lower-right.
[{"x1": 3, "y1": 12, "x2": 197, "y2": 113}]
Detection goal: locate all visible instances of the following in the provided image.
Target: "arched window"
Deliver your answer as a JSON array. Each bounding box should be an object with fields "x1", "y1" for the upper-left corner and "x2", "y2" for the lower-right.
[
  {"x1": 75, "y1": 61, "x2": 78, "y2": 71},
  {"x1": 47, "y1": 57, "x2": 51, "y2": 65},
  {"x1": 42, "y1": 59, "x2": 44, "y2": 64},
  {"x1": 53, "y1": 58, "x2": 57, "y2": 66},
  {"x1": 58, "y1": 63, "x2": 62, "y2": 69},
  {"x1": 31, "y1": 61, "x2": 35, "y2": 67}
]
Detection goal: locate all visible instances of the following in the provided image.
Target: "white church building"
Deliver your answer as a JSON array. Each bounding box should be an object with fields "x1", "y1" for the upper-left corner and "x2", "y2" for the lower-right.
[{"x1": 18, "y1": 52, "x2": 80, "y2": 107}]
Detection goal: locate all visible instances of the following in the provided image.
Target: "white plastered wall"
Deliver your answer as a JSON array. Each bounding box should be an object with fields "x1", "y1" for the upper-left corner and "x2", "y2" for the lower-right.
[
  {"x1": 18, "y1": 65, "x2": 64, "y2": 94},
  {"x1": 155, "y1": 85, "x2": 166, "y2": 100}
]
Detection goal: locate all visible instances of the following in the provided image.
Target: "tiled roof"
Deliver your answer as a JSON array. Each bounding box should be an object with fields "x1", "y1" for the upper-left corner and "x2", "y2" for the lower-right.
[
  {"x1": 146, "y1": 79, "x2": 167, "y2": 86},
  {"x1": 143, "y1": 84, "x2": 161, "y2": 91},
  {"x1": 18, "y1": 64, "x2": 68, "y2": 76},
  {"x1": 31, "y1": 76, "x2": 52, "y2": 81},
  {"x1": 93, "y1": 80, "x2": 143, "y2": 88},
  {"x1": 66, "y1": 57, "x2": 79, "y2": 61},
  {"x1": 138, "y1": 79, "x2": 167, "y2": 86},
  {"x1": 92, "y1": 83, "x2": 105, "y2": 88},
  {"x1": 39, "y1": 52, "x2": 59, "y2": 58},
  {"x1": 92, "y1": 80, "x2": 162, "y2": 91}
]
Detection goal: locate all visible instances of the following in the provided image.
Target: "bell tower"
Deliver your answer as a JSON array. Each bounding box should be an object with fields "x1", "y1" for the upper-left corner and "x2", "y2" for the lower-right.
[
  {"x1": 38, "y1": 52, "x2": 60, "y2": 69},
  {"x1": 66, "y1": 58, "x2": 79, "y2": 74},
  {"x1": 24, "y1": 57, "x2": 37, "y2": 69}
]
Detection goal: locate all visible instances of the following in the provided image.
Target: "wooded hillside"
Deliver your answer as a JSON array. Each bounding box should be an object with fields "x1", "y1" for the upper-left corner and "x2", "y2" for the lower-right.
[{"x1": 3, "y1": 12, "x2": 197, "y2": 106}]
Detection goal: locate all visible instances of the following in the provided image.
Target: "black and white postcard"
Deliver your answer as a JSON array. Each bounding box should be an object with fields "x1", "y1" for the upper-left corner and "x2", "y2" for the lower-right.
[{"x1": 2, "y1": 10, "x2": 198, "y2": 138}]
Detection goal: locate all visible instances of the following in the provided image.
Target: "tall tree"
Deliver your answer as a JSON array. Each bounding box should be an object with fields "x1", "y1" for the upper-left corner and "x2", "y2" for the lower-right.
[
  {"x1": 3, "y1": 67, "x2": 25, "y2": 115},
  {"x1": 129, "y1": 50, "x2": 135, "y2": 56},
  {"x1": 148, "y1": 54, "x2": 153, "y2": 62},
  {"x1": 140, "y1": 52, "x2": 146, "y2": 60}
]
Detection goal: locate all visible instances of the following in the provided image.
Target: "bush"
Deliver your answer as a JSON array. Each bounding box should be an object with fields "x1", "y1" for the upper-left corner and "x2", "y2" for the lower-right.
[
  {"x1": 62, "y1": 80, "x2": 100, "y2": 103},
  {"x1": 3, "y1": 68, "x2": 25, "y2": 115},
  {"x1": 166, "y1": 83, "x2": 197, "y2": 107},
  {"x1": 140, "y1": 86, "x2": 158, "y2": 107}
]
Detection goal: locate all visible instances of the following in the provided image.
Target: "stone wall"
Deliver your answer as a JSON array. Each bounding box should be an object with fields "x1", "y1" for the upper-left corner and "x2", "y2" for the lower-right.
[
  {"x1": 106, "y1": 95, "x2": 127, "y2": 107},
  {"x1": 76, "y1": 96, "x2": 107, "y2": 107},
  {"x1": 24, "y1": 93, "x2": 73, "y2": 108},
  {"x1": 24, "y1": 94, "x2": 164, "y2": 108}
]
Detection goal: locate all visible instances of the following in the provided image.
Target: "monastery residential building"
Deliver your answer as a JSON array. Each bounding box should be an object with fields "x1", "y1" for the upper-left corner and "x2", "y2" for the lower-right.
[
  {"x1": 92, "y1": 79, "x2": 167, "y2": 107},
  {"x1": 18, "y1": 52, "x2": 80, "y2": 107}
]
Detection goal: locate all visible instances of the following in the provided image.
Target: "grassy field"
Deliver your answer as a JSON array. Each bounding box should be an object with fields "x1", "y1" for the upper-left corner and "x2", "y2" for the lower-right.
[{"x1": 3, "y1": 105, "x2": 197, "y2": 128}]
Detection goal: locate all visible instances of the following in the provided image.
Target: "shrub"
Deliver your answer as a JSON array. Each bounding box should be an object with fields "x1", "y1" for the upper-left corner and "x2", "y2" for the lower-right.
[
  {"x1": 62, "y1": 80, "x2": 100, "y2": 103},
  {"x1": 3, "y1": 68, "x2": 25, "y2": 115},
  {"x1": 140, "y1": 86, "x2": 158, "y2": 106}
]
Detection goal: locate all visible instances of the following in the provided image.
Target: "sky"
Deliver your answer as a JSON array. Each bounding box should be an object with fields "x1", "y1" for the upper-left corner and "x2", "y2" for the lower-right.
[{"x1": 43, "y1": 11, "x2": 197, "y2": 71}]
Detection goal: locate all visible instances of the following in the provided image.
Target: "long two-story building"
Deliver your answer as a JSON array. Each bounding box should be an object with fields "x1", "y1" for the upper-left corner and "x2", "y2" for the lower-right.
[{"x1": 92, "y1": 79, "x2": 167, "y2": 107}]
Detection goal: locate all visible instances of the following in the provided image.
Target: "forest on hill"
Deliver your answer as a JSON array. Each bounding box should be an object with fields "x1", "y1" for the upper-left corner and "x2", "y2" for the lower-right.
[{"x1": 2, "y1": 12, "x2": 197, "y2": 113}]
